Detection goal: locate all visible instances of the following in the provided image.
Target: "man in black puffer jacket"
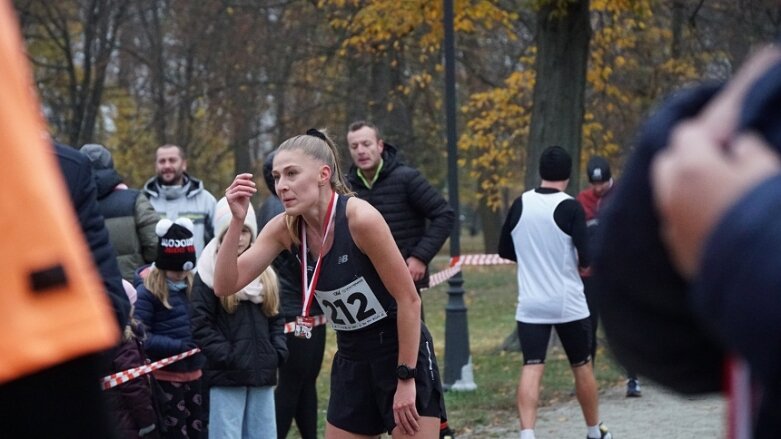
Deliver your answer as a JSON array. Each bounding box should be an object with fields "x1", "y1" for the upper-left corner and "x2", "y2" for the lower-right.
[{"x1": 346, "y1": 121, "x2": 455, "y2": 294}]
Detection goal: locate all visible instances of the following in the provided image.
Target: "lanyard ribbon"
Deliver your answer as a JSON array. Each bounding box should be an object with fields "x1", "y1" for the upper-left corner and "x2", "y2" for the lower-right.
[{"x1": 299, "y1": 192, "x2": 337, "y2": 316}]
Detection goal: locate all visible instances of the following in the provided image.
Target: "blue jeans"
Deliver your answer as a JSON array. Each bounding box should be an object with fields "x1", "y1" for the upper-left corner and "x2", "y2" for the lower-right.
[{"x1": 209, "y1": 386, "x2": 276, "y2": 439}]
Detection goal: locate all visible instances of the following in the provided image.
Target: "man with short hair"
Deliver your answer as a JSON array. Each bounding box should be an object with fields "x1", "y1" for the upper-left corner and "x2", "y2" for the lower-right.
[
  {"x1": 498, "y1": 146, "x2": 611, "y2": 439},
  {"x1": 143, "y1": 144, "x2": 216, "y2": 256},
  {"x1": 346, "y1": 121, "x2": 455, "y2": 295},
  {"x1": 346, "y1": 120, "x2": 456, "y2": 439}
]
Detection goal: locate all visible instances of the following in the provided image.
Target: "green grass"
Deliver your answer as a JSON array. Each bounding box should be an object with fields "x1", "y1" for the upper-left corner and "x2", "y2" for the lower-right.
[{"x1": 293, "y1": 262, "x2": 625, "y2": 438}]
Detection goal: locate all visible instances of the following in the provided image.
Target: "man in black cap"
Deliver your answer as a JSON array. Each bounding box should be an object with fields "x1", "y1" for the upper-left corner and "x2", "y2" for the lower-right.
[
  {"x1": 576, "y1": 157, "x2": 642, "y2": 397},
  {"x1": 498, "y1": 146, "x2": 612, "y2": 439}
]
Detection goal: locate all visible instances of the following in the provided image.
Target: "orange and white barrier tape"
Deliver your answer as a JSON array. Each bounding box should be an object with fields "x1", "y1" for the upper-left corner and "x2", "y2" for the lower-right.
[
  {"x1": 101, "y1": 347, "x2": 200, "y2": 390},
  {"x1": 450, "y1": 254, "x2": 515, "y2": 267},
  {"x1": 427, "y1": 254, "x2": 515, "y2": 289},
  {"x1": 283, "y1": 314, "x2": 328, "y2": 334}
]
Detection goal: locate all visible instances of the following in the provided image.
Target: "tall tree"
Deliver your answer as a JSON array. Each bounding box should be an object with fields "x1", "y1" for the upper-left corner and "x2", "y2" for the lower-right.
[
  {"x1": 524, "y1": 0, "x2": 591, "y2": 192},
  {"x1": 17, "y1": 0, "x2": 129, "y2": 146}
]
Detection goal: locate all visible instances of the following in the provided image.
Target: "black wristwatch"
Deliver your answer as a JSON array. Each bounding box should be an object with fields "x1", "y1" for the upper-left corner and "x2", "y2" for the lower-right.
[{"x1": 396, "y1": 364, "x2": 417, "y2": 380}]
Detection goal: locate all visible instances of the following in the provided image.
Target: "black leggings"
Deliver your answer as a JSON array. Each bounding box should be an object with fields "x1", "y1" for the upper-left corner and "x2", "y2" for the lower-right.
[
  {"x1": 582, "y1": 276, "x2": 600, "y2": 363},
  {"x1": 275, "y1": 322, "x2": 326, "y2": 439}
]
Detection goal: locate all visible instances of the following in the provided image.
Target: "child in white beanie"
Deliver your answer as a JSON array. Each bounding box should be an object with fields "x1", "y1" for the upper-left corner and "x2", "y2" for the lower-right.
[{"x1": 191, "y1": 197, "x2": 287, "y2": 439}]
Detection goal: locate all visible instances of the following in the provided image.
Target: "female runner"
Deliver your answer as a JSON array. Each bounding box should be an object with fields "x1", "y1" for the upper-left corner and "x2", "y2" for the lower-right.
[{"x1": 214, "y1": 129, "x2": 445, "y2": 438}]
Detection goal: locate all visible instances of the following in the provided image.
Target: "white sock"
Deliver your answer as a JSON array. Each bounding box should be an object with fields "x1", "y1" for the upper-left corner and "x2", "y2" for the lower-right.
[
  {"x1": 587, "y1": 424, "x2": 601, "y2": 438},
  {"x1": 520, "y1": 428, "x2": 535, "y2": 439}
]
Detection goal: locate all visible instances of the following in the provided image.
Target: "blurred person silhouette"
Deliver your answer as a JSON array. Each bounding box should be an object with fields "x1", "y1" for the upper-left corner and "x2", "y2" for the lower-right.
[
  {"x1": 0, "y1": 1, "x2": 121, "y2": 436},
  {"x1": 576, "y1": 156, "x2": 641, "y2": 397},
  {"x1": 595, "y1": 46, "x2": 781, "y2": 438}
]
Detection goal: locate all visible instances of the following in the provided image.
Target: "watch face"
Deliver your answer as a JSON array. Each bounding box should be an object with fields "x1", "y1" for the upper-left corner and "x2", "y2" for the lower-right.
[{"x1": 396, "y1": 365, "x2": 415, "y2": 379}]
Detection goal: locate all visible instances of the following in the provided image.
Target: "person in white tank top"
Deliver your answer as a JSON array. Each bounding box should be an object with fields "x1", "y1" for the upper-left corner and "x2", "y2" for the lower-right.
[{"x1": 498, "y1": 146, "x2": 612, "y2": 439}]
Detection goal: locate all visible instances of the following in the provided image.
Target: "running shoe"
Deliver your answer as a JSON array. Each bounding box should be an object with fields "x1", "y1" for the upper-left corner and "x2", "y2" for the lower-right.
[
  {"x1": 440, "y1": 426, "x2": 455, "y2": 439},
  {"x1": 626, "y1": 378, "x2": 642, "y2": 397},
  {"x1": 587, "y1": 422, "x2": 613, "y2": 439}
]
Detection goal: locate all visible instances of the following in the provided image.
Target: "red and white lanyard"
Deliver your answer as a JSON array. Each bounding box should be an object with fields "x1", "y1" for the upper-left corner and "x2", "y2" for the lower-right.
[{"x1": 299, "y1": 191, "x2": 337, "y2": 316}]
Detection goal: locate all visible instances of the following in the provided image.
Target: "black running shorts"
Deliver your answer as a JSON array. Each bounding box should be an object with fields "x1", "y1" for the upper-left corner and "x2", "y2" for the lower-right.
[
  {"x1": 517, "y1": 318, "x2": 592, "y2": 366},
  {"x1": 326, "y1": 322, "x2": 446, "y2": 435}
]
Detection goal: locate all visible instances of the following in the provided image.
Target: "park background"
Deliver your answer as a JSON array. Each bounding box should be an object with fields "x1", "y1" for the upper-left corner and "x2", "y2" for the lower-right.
[
  {"x1": 15, "y1": 0, "x2": 780, "y2": 254},
  {"x1": 14, "y1": 0, "x2": 775, "y2": 436}
]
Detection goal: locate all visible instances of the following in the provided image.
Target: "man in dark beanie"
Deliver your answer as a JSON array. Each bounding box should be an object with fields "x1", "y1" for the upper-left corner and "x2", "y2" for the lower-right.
[{"x1": 498, "y1": 146, "x2": 612, "y2": 439}]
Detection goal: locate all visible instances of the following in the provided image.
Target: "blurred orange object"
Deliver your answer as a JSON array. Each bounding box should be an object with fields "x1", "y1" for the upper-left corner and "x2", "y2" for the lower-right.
[{"x1": 0, "y1": 0, "x2": 117, "y2": 383}]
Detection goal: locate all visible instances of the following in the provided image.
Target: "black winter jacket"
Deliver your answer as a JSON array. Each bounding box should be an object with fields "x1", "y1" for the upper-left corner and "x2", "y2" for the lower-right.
[
  {"x1": 191, "y1": 275, "x2": 288, "y2": 387},
  {"x1": 55, "y1": 143, "x2": 128, "y2": 329},
  {"x1": 346, "y1": 143, "x2": 455, "y2": 288}
]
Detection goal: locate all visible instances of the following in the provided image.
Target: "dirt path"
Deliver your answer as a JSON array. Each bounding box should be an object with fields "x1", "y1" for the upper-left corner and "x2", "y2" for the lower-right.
[{"x1": 458, "y1": 381, "x2": 726, "y2": 438}]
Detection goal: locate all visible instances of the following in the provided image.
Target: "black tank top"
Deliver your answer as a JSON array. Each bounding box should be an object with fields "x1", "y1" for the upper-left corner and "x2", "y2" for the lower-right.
[{"x1": 302, "y1": 195, "x2": 398, "y2": 344}]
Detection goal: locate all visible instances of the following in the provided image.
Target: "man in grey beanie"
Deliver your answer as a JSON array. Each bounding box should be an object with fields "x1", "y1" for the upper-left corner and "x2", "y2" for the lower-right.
[{"x1": 81, "y1": 143, "x2": 160, "y2": 281}]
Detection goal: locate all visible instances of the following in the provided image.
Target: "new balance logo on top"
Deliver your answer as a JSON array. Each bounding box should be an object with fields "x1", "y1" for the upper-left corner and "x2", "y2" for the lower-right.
[{"x1": 338, "y1": 254, "x2": 349, "y2": 264}]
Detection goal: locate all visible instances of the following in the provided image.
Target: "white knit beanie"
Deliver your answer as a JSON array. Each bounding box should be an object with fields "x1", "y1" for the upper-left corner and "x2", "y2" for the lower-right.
[{"x1": 213, "y1": 197, "x2": 257, "y2": 242}]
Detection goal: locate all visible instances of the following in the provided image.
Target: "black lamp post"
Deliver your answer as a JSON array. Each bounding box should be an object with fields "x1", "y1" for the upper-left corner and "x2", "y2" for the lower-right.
[{"x1": 442, "y1": 0, "x2": 475, "y2": 391}]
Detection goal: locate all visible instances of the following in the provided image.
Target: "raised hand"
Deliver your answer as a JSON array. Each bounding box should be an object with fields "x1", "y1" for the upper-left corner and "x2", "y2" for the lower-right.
[{"x1": 224, "y1": 173, "x2": 256, "y2": 221}]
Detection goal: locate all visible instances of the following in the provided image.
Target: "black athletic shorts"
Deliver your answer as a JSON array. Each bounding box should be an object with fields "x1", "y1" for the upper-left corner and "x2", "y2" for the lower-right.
[
  {"x1": 327, "y1": 320, "x2": 446, "y2": 435},
  {"x1": 517, "y1": 318, "x2": 592, "y2": 366}
]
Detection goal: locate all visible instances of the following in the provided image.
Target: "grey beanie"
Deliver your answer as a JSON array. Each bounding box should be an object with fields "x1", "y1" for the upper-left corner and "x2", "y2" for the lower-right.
[{"x1": 80, "y1": 144, "x2": 114, "y2": 170}]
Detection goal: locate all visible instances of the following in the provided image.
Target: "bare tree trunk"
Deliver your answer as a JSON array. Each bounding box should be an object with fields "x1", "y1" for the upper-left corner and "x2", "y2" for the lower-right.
[
  {"x1": 671, "y1": 0, "x2": 685, "y2": 59},
  {"x1": 80, "y1": 1, "x2": 127, "y2": 145},
  {"x1": 478, "y1": 195, "x2": 503, "y2": 253},
  {"x1": 524, "y1": 0, "x2": 591, "y2": 193}
]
